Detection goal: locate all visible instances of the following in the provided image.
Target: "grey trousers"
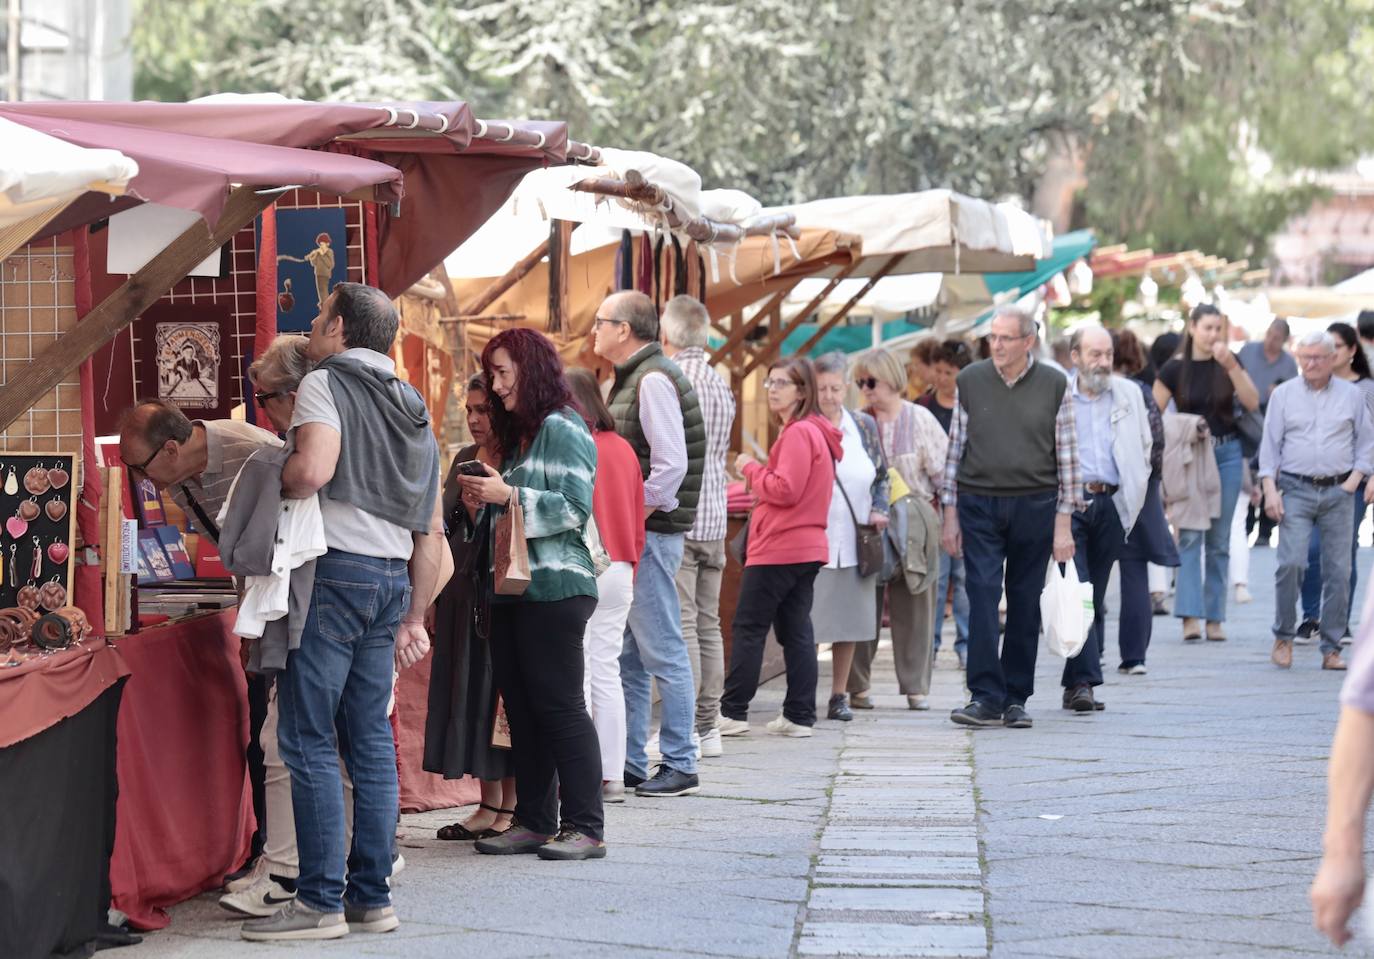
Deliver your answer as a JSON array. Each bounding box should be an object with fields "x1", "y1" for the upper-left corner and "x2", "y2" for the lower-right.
[
  {"x1": 847, "y1": 575, "x2": 937, "y2": 697},
  {"x1": 676, "y1": 538, "x2": 727, "y2": 733},
  {"x1": 1274, "y1": 476, "x2": 1354, "y2": 655}
]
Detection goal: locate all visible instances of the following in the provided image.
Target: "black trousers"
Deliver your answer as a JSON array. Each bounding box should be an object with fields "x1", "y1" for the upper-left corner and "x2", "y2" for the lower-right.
[
  {"x1": 1062, "y1": 492, "x2": 1125, "y2": 689},
  {"x1": 721, "y1": 562, "x2": 822, "y2": 726},
  {"x1": 490, "y1": 595, "x2": 604, "y2": 840},
  {"x1": 246, "y1": 672, "x2": 269, "y2": 861}
]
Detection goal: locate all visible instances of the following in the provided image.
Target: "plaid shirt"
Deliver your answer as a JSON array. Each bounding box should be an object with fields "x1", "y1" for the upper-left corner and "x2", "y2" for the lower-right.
[
  {"x1": 672, "y1": 346, "x2": 736, "y2": 541},
  {"x1": 940, "y1": 357, "x2": 1082, "y2": 514}
]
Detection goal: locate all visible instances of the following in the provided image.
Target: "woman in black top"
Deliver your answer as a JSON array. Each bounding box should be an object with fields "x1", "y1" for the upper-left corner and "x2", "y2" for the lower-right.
[{"x1": 1152, "y1": 304, "x2": 1260, "y2": 642}]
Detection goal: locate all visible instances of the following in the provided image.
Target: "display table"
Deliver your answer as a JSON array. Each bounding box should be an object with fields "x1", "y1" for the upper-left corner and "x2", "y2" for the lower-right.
[
  {"x1": 0, "y1": 639, "x2": 130, "y2": 959},
  {"x1": 108, "y1": 611, "x2": 255, "y2": 930}
]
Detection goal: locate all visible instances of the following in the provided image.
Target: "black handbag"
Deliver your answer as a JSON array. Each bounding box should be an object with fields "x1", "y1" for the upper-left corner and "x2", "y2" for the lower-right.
[
  {"x1": 833, "y1": 465, "x2": 886, "y2": 579},
  {"x1": 1235, "y1": 406, "x2": 1264, "y2": 459}
]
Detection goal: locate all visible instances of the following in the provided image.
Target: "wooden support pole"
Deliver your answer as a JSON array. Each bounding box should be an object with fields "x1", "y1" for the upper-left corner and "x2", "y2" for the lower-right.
[
  {"x1": 789, "y1": 253, "x2": 905, "y2": 358},
  {"x1": 708, "y1": 288, "x2": 792, "y2": 366},
  {"x1": 0, "y1": 184, "x2": 277, "y2": 433},
  {"x1": 460, "y1": 238, "x2": 549, "y2": 317},
  {"x1": 570, "y1": 171, "x2": 799, "y2": 245},
  {"x1": 741, "y1": 260, "x2": 861, "y2": 377},
  {"x1": 547, "y1": 219, "x2": 572, "y2": 335},
  {"x1": 730, "y1": 365, "x2": 744, "y2": 455}
]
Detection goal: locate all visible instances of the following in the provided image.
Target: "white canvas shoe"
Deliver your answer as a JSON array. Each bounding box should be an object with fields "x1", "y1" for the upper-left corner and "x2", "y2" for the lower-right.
[
  {"x1": 698, "y1": 727, "x2": 724, "y2": 757},
  {"x1": 717, "y1": 717, "x2": 750, "y2": 736},
  {"x1": 766, "y1": 715, "x2": 813, "y2": 738}
]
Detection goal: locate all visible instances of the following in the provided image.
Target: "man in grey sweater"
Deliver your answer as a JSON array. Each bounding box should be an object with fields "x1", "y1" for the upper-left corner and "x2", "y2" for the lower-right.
[{"x1": 941, "y1": 307, "x2": 1082, "y2": 730}]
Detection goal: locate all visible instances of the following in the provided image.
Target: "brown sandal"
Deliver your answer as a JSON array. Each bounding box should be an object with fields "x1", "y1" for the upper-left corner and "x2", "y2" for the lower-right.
[{"x1": 436, "y1": 804, "x2": 514, "y2": 841}]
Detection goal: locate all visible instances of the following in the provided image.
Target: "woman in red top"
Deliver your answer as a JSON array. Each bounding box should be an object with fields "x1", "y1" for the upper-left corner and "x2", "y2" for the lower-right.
[
  {"x1": 718, "y1": 357, "x2": 842, "y2": 738},
  {"x1": 566, "y1": 368, "x2": 645, "y2": 802}
]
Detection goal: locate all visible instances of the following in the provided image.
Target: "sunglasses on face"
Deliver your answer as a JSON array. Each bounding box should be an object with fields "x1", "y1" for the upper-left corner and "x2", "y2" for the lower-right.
[
  {"x1": 855, "y1": 377, "x2": 879, "y2": 390},
  {"x1": 253, "y1": 390, "x2": 282, "y2": 405}
]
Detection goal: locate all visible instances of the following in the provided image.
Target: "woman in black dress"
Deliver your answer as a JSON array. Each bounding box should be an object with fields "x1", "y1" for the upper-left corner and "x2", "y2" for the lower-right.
[{"x1": 424, "y1": 375, "x2": 516, "y2": 840}]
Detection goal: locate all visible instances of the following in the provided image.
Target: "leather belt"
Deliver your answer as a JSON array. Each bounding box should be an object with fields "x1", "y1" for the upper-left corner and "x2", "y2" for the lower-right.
[
  {"x1": 1084, "y1": 482, "x2": 1119, "y2": 496},
  {"x1": 1280, "y1": 470, "x2": 1351, "y2": 489},
  {"x1": 1211, "y1": 433, "x2": 1237, "y2": 447}
]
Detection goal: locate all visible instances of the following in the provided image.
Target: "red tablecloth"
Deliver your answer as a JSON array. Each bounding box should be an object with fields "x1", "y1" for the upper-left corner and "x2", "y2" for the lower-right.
[
  {"x1": 109, "y1": 611, "x2": 255, "y2": 930},
  {"x1": 0, "y1": 639, "x2": 130, "y2": 749},
  {"x1": 396, "y1": 650, "x2": 479, "y2": 813}
]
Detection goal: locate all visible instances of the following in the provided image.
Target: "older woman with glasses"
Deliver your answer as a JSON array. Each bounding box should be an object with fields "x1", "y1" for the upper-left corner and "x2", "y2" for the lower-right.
[{"x1": 849, "y1": 347, "x2": 948, "y2": 710}]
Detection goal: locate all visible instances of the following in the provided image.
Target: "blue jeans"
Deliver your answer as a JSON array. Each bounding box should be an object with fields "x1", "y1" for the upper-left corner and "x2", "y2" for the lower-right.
[
  {"x1": 932, "y1": 552, "x2": 969, "y2": 656},
  {"x1": 1063, "y1": 492, "x2": 1125, "y2": 689},
  {"x1": 959, "y1": 490, "x2": 1057, "y2": 712},
  {"x1": 277, "y1": 550, "x2": 410, "y2": 914},
  {"x1": 1274, "y1": 477, "x2": 1355, "y2": 654},
  {"x1": 1300, "y1": 480, "x2": 1367, "y2": 626},
  {"x1": 621, "y1": 531, "x2": 698, "y2": 779},
  {"x1": 1174, "y1": 437, "x2": 1243, "y2": 622}
]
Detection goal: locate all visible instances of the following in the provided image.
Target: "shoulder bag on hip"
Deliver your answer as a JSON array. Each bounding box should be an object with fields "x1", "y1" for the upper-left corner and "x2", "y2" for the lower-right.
[
  {"x1": 832, "y1": 458, "x2": 886, "y2": 579},
  {"x1": 493, "y1": 491, "x2": 531, "y2": 596}
]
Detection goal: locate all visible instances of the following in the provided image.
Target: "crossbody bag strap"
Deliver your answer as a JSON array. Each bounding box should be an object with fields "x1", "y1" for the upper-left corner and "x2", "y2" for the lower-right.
[{"x1": 829, "y1": 447, "x2": 864, "y2": 529}]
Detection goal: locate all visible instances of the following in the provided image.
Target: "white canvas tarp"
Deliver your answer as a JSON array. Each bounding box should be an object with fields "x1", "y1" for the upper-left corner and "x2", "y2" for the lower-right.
[{"x1": 0, "y1": 117, "x2": 138, "y2": 231}]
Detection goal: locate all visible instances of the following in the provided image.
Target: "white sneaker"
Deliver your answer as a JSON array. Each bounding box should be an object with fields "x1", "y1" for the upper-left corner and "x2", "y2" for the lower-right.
[
  {"x1": 692, "y1": 728, "x2": 702, "y2": 760},
  {"x1": 698, "y1": 727, "x2": 723, "y2": 757},
  {"x1": 218, "y1": 874, "x2": 297, "y2": 918},
  {"x1": 390, "y1": 853, "x2": 405, "y2": 880},
  {"x1": 766, "y1": 715, "x2": 813, "y2": 738},
  {"x1": 717, "y1": 717, "x2": 750, "y2": 736},
  {"x1": 223, "y1": 857, "x2": 267, "y2": 893},
  {"x1": 1235, "y1": 584, "x2": 1253, "y2": 604}
]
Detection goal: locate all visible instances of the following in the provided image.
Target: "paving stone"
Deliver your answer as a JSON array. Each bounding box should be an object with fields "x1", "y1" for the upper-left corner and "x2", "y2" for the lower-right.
[
  {"x1": 810, "y1": 886, "x2": 984, "y2": 915},
  {"x1": 799, "y1": 922, "x2": 987, "y2": 957},
  {"x1": 817, "y1": 856, "x2": 981, "y2": 877}
]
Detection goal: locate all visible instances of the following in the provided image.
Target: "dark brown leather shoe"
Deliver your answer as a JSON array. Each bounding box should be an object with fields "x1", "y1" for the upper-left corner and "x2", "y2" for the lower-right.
[
  {"x1": 1271, "y1": 639, "x2": 1293, "y2": 669},
  {"x1": 1323, "y1": 651, "x2": 1348, "y2": 671}
]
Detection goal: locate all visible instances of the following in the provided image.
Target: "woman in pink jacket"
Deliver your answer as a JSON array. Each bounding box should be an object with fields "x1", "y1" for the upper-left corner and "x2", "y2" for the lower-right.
[{"x1": 717, "y1": 357, "x2": 843, "y2": 738}]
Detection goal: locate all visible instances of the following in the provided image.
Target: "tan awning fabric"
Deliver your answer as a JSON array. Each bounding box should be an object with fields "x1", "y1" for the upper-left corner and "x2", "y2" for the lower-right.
[{"x1": 705, "y1": 228, "x2": 862, "y2": 320}]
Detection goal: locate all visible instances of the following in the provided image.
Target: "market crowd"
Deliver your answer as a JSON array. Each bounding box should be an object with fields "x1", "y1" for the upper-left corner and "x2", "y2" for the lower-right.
[{"x1": 116, "y1": 285, "x2": 1374, "y2": 943}]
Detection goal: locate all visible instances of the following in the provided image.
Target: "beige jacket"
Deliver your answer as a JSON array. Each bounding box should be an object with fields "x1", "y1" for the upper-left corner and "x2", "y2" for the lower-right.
[{"x1": 1161, "y1": 413, "x2": 1221, "y2": 531}]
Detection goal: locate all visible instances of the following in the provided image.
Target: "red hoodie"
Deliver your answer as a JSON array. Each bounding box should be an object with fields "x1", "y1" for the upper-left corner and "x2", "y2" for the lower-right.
[{"x1": 741, "y1": 413, "x2": 843, "y2": 567}]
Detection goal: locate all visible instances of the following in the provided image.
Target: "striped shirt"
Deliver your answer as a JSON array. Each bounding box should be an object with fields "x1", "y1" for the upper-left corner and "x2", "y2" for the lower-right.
[
  {"x1": 940, "y1": 357, "x2": 1082, "y2": 514},
  {"x1": 171, "y1": 420, "x2": 283, "y2": 543},
  {"x1": 672, "y1": 346, "x2": 736, "y2": 542}
]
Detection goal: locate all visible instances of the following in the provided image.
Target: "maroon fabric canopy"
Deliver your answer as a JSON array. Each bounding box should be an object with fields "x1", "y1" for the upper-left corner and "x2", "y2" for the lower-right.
[{"x1": 1, "y1": 99, "x2": 573, "y2": 294}]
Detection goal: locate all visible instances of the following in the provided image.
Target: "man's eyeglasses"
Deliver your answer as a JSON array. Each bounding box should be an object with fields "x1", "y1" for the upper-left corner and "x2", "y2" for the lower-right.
[
  {"x1": 855, "y1": 377, "x2": 879, "y2": 390},
  {"x1": 253, "y1": 390, "x2": 282, "y2": 405},
  {"x1": 987, "y1": 333, "x2": 1032, "y2": 346},
  {"x1": 593, "y1": 316, "x2": 625, "y2": 328},
  {"x1": 127, "y1": 443, "x2": 166, "y2": 477}
]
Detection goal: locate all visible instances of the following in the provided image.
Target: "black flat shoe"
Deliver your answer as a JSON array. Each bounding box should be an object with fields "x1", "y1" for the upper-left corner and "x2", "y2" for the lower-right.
[
  {"x1": 437, "y1": 803, "x2": 513, "y2": 841},
  {"x1": 950, "y1": 701, "x2": 1002, "y2": 727},
  {"x1": 1002, "y1": 704, "x2": 1033, "y2": 728}
]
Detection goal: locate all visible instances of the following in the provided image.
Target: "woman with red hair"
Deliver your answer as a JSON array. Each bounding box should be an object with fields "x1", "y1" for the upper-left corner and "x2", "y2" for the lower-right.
[{"x1": 457, "y1": 328, "x2": 605, "y2": 861}]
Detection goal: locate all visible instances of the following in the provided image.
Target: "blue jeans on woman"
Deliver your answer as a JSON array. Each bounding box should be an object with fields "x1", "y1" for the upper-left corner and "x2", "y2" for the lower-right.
[
  {"x1": 277, "y1": 550, "x2": 411, "y2": 915},
  {"x1": 1300, "y1": 480, "x2": 1368, "y2": 627},
  {"x1": 931, "y1": 552, "x2": 969, "y2": 659},
  {"x1": 1174, "y1": 436, "x2": 1243, "y2": 623}
]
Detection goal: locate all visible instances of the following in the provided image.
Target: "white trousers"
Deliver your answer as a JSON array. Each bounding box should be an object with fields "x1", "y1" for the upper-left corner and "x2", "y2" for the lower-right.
[
  {"x1": 1229, "y1": 494, "x2": 1250, "y2": 587},
  {"x1": 584, "y1": 561, "x2": 634, "y2": 781}
]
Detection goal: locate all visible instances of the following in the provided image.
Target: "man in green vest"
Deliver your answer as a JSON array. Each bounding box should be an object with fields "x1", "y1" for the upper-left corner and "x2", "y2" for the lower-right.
[
  {"x1": 940, "y1": 306, "x2": 1081, "y2": 730},
  {"x1": 594, "y1": 291, "x2": 707, "y2": 798}
]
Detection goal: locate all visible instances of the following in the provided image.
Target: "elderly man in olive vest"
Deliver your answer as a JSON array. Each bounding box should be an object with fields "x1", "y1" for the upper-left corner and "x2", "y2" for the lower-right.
[
  {"x1": 941, "y1": 306, "x2": 1081, "y2": 730},
  {"x1": 594, "y1": 291, "x2": 706, "y2": 798}
]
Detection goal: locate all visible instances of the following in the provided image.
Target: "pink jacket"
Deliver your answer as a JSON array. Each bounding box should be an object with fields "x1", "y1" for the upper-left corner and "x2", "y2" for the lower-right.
[{"x1": 742, "y1": 414, "x2": 844, "y2": 566}]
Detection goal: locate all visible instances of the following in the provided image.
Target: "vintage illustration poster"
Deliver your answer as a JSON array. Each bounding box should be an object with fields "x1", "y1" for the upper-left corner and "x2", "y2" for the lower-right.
[{"x1": 272, "y1": 208, "x2": 348, "y2": 332}]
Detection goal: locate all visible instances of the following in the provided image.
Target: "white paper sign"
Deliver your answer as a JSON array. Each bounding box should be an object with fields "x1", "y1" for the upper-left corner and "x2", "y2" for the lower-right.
[{"x1": 106, "y1": 203, "x2": 224, "y2": 277}]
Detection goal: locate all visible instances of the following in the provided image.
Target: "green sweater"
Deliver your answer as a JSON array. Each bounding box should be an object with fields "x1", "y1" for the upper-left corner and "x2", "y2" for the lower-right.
[{"x1": 493, "y1": 407, "x2": 599, "y2": 603}]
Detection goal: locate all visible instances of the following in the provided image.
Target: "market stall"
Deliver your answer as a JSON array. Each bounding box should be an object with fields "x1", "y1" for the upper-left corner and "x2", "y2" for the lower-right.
[{"x1": 0, "y1": 97, "x2": 589, "y2": 948}]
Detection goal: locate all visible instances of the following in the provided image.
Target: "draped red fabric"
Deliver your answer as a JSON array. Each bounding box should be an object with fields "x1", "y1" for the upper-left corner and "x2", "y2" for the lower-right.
[
  {"x1": 364, "y1": 200, "x2": 380, "y2": 285},
  {"x1": 395, "y1": 651, "x2": 479, "y2": 812},
  {"x1": 71, "y1": 228, "x2": 106, "y2": 638},
  {"x1": 0, "y1": 640, "x2": 129, "y2": 749},
  {"x1": 109, "y1": 612, "x2": 254, "y2": 930}
]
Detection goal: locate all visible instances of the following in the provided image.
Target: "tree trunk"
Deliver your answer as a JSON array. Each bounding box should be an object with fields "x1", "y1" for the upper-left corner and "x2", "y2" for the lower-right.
[{"x1": 1032, "y1": 128, "x2": 1091, "y2": 236}]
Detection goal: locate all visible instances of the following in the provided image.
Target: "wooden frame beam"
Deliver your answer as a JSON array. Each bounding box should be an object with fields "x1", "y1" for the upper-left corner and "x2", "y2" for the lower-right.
[
  {"x1": 741, "y1": 260, "x2": 861, "y2": 377},
  {"x1": 789, "y1": 253, "x2": 905, "y2": 358},
  {"x1": 547, "y1": 219, "x2": 573, "y2": 335},
  {"x1": 0, "y1": 184, "x2": 277, "y2": 433},
  {"x1": 708, "y1": 287, "x2": 792, "y2": 366},
  {"x1": 570, "y1": 171, "x2": 798, "y2": 245}
]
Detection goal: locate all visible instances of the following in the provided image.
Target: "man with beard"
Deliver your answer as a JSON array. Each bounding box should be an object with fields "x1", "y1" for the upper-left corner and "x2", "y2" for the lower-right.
[{"x1": 1061, "y1": 326, "x2": 1154, "y2": 712}]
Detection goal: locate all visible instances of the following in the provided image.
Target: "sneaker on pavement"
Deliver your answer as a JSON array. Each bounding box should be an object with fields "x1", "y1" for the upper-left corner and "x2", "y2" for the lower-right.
[
  {"x1": 390, "y1": 853, "x2": 404, "y2": 880},
  {"x1": 1341, "y1": 631, "x2": 1353, "y2": 647},
  {"x1": 1062, "y1": 685, "x2": 1103, "y2": 713},
  {"x1": 474, "y1": 822, "x2": 553, "y2": 855},
  {"x1": 717, "y1": 717, "x2": 750, "y2": 737},
  {"x1": 693, "y1": 729, "x2": 702, "y2": 760},
  {"x1": 1002, "y1": 704, "x2": 1033, "y2": 728},
  {"x1": 1272, "y1": 638, "x2": 1293, "y2": 669},
  {"x1": 218, "y1": 875, "x2": 297, "y2": 917},
  {"x1": 634, "y1": 764, "x2": 700, "y2": 797},
  {"x1": 766, "y1": 714, "x2": 813, "y2": 738},
  {"x1": 624, "y1": 768, "x2": 646, "y2": 788},
  {"x1": 1150, "y1": 592, "x2": 1169, "y2": 616},
  {"x1": 827, "y1": 693, "x2": 853, "y2": 722},
  {"x1": 240, "y1": 901, "x2": 347, "y2": 942},
  {"x1": 1324, "y1": 651, "x2": 1349, "y2": 671},
  {"x1": 223, "y1": 857, "x2": 267, "y2": 893},
  {"x1": 537, "y1": 828, "x2": 607, "y2": 861},
  {"x1": 602, "y1": 781, "x2": 626, "y2": 803},
  {"x1": 950, "y1": 701, "x2": 1002, "y2": 727},
  {"x1": 1234, "y1": 584, "x2": 1253, "y2": 604},
  {"x1": 1295, "y1": 620, "x2": 1319, "y2": 645},
  {"x1": 699, "y1": 727, "x2": 724, "y2": 757},
  {"x1": 1117, "y1": 662, "x2": 1148, "y2": 676},
  {"x1": 344, "y1": 904, "x2": 399, "y2": 934}
]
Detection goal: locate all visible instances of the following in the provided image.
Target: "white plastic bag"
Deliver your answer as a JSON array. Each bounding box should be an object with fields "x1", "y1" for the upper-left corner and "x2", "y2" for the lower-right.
[{"x1": 1040, "y1": 559, "x2": 1093, "y2": 658}]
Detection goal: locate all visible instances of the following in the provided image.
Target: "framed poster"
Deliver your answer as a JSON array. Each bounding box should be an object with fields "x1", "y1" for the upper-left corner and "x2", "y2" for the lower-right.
[
  {"x1": 271, "y1": 208, "x2": 348, "y2": 332},
  {"x1": 133, "y1": 302, "x2": 236, "y2": 421},
  {"x1": 0, "y1": 452, "x2": 79, "y2": 613}
]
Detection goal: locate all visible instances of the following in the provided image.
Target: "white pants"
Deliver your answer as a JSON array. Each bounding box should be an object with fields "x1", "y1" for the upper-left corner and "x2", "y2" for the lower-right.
[
  {"x1": 584, "y1": 561, "x2": 633, "y2": 781},
  {"x1": 1229, "y1": 494, "x2": 1250, "y2": 586},
  {"x1": 260, "y1": 680, "x2": 369, "y2": 878}
]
